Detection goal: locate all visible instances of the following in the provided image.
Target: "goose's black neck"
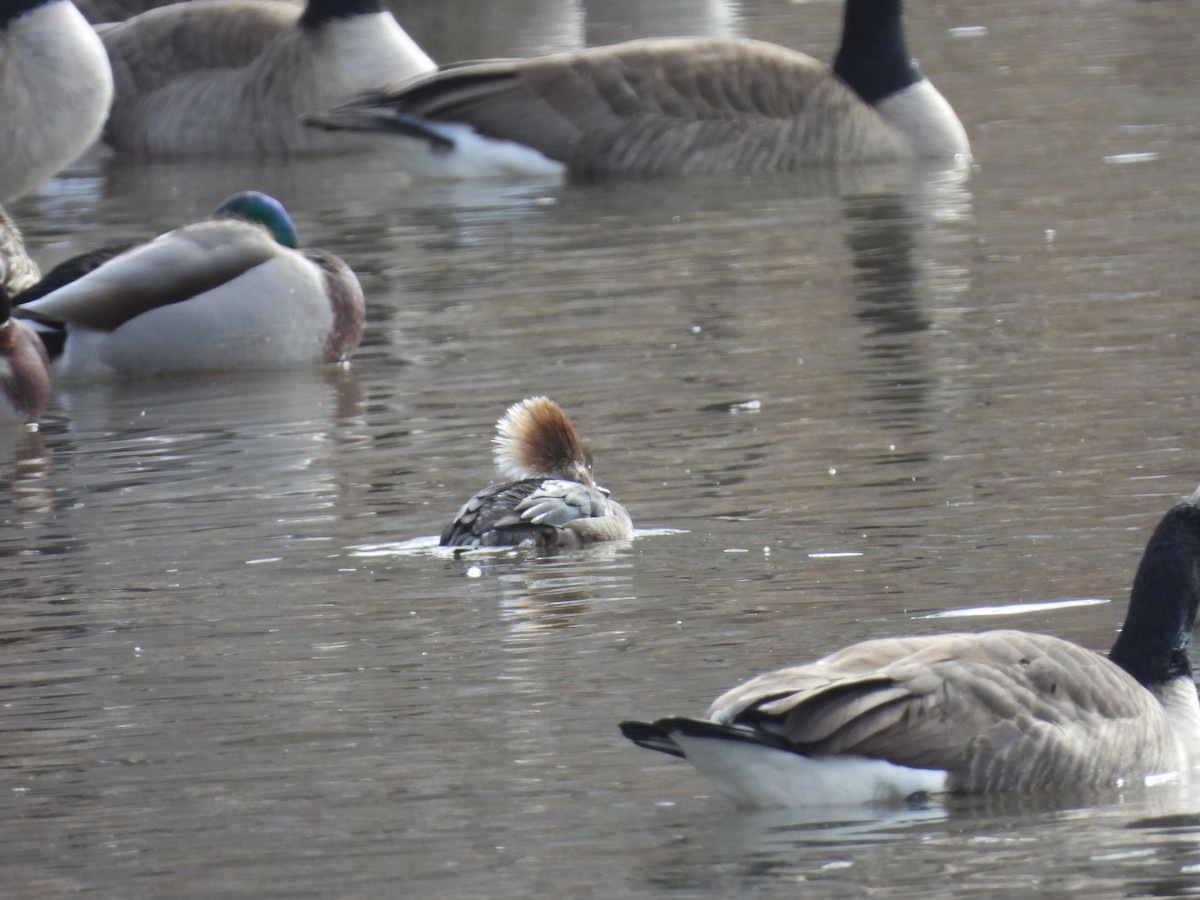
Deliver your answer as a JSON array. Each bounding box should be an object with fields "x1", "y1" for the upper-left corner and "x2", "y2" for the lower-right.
[
  {"x1": 0, "y1": 0, "x2": 55, "y2": 27},
  {"x1": 299, "y1": 0, "x2": 383, "y2": 29},
  {"x1": 1109, "y1": 498, "x2": 1200, "y2": 686},
  {"x1": 831, "y1": 0, "x2": 921, "y2": 106}
]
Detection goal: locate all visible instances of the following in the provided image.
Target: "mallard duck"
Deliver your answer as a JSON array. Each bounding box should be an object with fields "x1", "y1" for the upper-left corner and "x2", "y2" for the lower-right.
[
  {"x1": 0, "y1": 0, "x2": 114, "y2": 202},
  {"x1": 441, "y1": 397, "x2": 634, "y2": 549},
  {"x1": 305, "y1": 0, "x2": 969, "y2": 180},
  {"x1": 1, "y1": 205, "x2": 40, "y2": 303},
  {"x1": 621, "y1": 488, "x2": 1200, "y2": 806},
  {"x1": 100, "y1": 0, "x2": 434, "y2": 157},
  {"x1": 0, "y1": 292, "x2": 51, "y2": 427},
  {"x1": 14, "y1": 191, "x2": 365, "y2": 378}
]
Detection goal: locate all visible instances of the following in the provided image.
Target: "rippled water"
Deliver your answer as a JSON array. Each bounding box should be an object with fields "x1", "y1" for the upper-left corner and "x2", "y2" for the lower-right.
[{"x1": 4, "y1": 1, "x2": 1200, "y2": 896}]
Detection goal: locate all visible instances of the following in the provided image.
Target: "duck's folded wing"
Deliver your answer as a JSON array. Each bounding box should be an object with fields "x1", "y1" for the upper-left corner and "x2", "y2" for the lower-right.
[
  {"x1": 11, "y1": 243, "x2": 138, "y2": 308},
  {"x1": 16, "y1": 220, "x2": 281, "y2": 331},
  {"x1": 708, "y1": 630, "x2": 1162, "y2": 789},
  {"x1": 442, "y1": 478, "x2": 624, "y2": 547},
  {"x1": 441, "y1": 479, "x2": 548, "y2": 545},
  {"x1": 511, "y1": 478, "x2": 614, "y2": 526}
]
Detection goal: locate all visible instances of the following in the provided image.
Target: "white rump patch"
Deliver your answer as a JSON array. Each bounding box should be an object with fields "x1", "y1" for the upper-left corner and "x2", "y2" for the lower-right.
[
  {"x1": 387, "y1": 121, "x2": 567, "y2": 181},
  {"x1": 670, "y1": 729, "x2": 947, "y2": 808}
]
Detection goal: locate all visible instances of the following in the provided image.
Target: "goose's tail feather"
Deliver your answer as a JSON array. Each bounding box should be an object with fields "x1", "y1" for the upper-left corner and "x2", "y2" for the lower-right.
[{"x1": 620, "y1": 717, "x2": 795, "y2": 759}]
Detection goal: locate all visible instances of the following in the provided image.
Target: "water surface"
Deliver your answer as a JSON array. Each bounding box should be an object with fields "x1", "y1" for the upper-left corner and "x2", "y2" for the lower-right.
[{"x1": 4, "y1": 1, "x2": 1200, "y2": 896}]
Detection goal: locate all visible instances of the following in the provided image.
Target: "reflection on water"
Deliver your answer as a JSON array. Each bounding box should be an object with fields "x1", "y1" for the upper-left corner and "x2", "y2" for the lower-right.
[
  {"x1": 582, "y1": 0, "x2": 740, "y2": 45},
  {"x1": 392, "y1": 0, "x2": 585, "y2": 60},
  {"x1": 0, "y1": 431, "x2": 55, "y2": 524},
  {"x1": 4, "y1": 0, "x2": 1200, "y2": 897},
  {"x1": 629, "y1": 783, "x2": 1200, "y2": 896},
  {"x1": 844, "y1": 165, "x2": 974, "y2": 440}
]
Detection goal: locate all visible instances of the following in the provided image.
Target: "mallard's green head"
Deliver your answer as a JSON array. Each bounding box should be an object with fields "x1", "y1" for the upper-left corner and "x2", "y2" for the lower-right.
[{"x1": 213, "y1": 191, "x2": 300, "y2": 248}]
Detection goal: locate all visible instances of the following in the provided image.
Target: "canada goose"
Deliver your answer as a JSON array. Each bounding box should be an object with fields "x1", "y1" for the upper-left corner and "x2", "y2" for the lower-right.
[
  {"x1": 100, "y1": 0, "x2": 434, "y2": 157},
  {"x1": 14, "y1": 191, "x2": 365, "y2": 378},
  {"x1": 75, "y1": 0, "x2": 291, "y2": 25},
  {"x1": 305, "y1": 0, "x2": 969, "y2": 180},
  {"x1": 620, "y1": 488, "x2": 1200, "y2": 806},
  {"x1": 441, "y1": 397, "x2": 634, "y2": 549},
  {"x1": 0, "y1": 0, "x2": 114, "y2": 203}
]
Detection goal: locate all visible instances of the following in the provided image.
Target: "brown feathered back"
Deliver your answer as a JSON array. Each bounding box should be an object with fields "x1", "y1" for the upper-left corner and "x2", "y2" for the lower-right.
[
  {"x1": 393, "y1": 38, "x2": 906, "y2": 177},
  {"x1": 709, "y1": 630, "x2": 1186, "y2": 793}
]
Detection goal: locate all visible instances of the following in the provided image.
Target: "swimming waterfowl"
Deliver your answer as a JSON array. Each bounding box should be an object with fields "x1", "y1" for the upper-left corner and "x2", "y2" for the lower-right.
[
  {"x1": 305, "y1": 0, "x2": 969, "y2": 180},
  {"x1": 75, "y1": 0, "x2": 262, "y2": 25},
  {"x1": 441, "y1": 397, "x2": 633, "y2": 549},
  {"x1": 100, "y1": 0, "x2": 434, "y2": 157},
  {"x1": 620, "y1": 488, "x2": 1200, "y2": 806},
  {"x1": 1, "y1": 206, "x2": 40, "y2": 303},
  {"x1": 0, "y1": 290, "x2": 52, "y2": 427},
  {"x1": 14, "y1": 191, "x2": 365, "y2": 378},
  {"x1": 0, "y1": 0, "x2": 114, "y2": 202}
]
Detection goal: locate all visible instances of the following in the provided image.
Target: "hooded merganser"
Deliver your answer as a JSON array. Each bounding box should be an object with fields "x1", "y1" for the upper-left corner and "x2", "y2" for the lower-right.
[{"x1": 441, "y1": 396, "x2": 633, "y2": 549}]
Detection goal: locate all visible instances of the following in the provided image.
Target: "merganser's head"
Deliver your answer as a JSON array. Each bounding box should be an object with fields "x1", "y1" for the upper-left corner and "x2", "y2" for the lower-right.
[{"x1": 493, "y1": 396, "x2": 597, "y2": 486}]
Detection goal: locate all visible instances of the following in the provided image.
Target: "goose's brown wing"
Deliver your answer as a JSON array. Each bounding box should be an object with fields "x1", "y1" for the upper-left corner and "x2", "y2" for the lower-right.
[
  {"x1": 344, "y1": 38, "x2": 904, "y2": 175},
  {"x1": 710, "y1": 630, "x2": 1174, "y2": 792},
  {"x1": 101, "y1": 2, "x2": 296, "y2": 89}
]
